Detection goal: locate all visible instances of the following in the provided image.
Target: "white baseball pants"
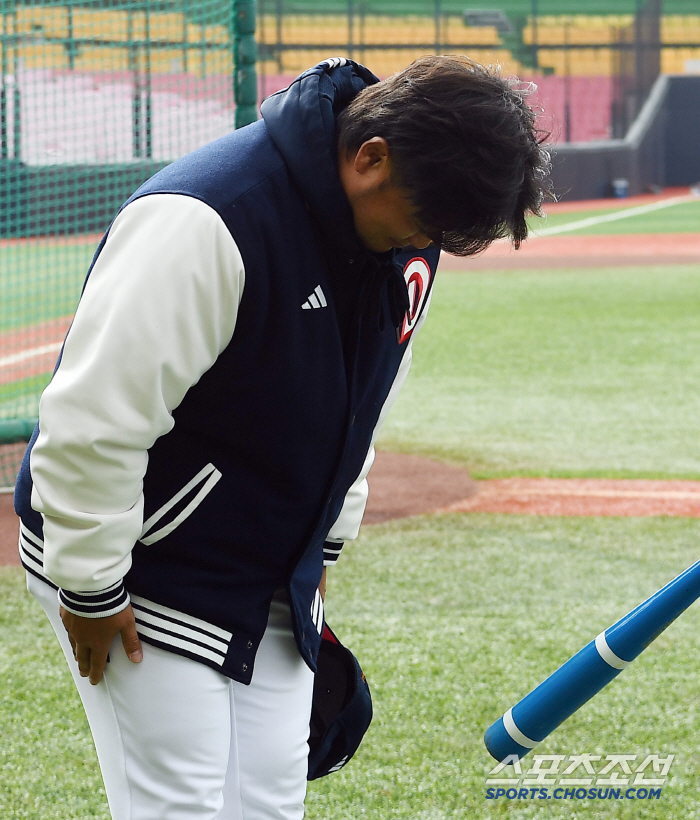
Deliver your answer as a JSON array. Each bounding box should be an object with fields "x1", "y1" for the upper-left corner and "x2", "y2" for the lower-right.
[{"x1": 28, "y1": 573, "x2": 315, "y2": 820}]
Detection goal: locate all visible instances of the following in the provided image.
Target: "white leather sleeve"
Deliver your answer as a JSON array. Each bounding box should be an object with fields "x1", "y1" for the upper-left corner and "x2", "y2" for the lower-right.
[
  {"x1": 324, "y1": 289, "x2": 434, "y2": 558},
  {"x1": 30, "y1": 194, "x2": 245, "y2": 592}
]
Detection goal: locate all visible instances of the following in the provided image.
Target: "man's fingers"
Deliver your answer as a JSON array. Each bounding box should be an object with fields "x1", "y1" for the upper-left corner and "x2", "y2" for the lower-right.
[
  {"x1": 59, "y1": 604, "x2": 142, "y2": 683},
  {"x1": 76, "y1": 645, "x2": 91, "y2": 678},
  {"x1": 88, "y1": 648, "x2": 109, "y2": 686},
  {"x1": 121, "y1": 620, "x2": 143, "y2": 664}
]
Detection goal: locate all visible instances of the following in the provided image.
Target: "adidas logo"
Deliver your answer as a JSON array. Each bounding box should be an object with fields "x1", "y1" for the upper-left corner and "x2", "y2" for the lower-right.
[{"x1": 301, "y1": 285, "x2": 327, "y2": 310}]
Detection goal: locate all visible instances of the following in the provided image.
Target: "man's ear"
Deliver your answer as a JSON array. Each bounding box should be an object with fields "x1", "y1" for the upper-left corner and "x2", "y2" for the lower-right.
[{"x1": 353, "y1": 137, "x2": 392, "y2": 182}]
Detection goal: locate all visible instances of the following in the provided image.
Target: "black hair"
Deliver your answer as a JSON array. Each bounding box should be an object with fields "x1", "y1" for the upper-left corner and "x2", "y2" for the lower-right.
[{"x1": 337, "y1": 55, "x2": 551, "y2": 256}]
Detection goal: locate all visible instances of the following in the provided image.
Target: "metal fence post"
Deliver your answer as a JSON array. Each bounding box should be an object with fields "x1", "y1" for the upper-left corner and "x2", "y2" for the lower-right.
[{"x1": 234, "y1": 0, "x2": 257, "y2": 128}]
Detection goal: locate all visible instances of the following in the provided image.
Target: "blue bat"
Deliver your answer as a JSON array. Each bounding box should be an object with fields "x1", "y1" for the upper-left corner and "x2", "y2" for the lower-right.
[{"x1": 484, "y1": 557, "x2": 700, "y2": 762}]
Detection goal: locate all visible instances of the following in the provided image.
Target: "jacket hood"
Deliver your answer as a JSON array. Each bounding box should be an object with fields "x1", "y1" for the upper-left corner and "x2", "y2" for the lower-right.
[
  {"x1": 261, "y1": 59, "x2": 412, "y2": 332},
  {"x1": 260, "y1": 58, "x2": 379, "y2": 262}
]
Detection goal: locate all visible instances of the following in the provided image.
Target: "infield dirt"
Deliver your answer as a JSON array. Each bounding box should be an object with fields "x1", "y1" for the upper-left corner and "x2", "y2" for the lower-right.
[{"x1": 442, "y1": 232, "x2": 700, "y2": 270}]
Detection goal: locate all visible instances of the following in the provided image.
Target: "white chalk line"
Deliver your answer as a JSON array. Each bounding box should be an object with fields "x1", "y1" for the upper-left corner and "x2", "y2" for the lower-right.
[
  {"x1": 0, "y1": 342, "x2": 62, "y2": 368},
  {"x1": 533, "y1": 194, "x2": 699, "y2": 237}
]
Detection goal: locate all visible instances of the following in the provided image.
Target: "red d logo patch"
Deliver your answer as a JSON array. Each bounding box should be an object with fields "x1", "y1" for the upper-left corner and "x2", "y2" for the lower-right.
[{"x1": 398, "y1": 257, "x2": 432, "y2": 344}]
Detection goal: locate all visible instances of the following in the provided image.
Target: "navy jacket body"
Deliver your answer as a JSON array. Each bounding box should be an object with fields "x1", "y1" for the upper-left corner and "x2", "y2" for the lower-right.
[{"x1": 15, "y1": 60, "x2": 439, "y2": 682}]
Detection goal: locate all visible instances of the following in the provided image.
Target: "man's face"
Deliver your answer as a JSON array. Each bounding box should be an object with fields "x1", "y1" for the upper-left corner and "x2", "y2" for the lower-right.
[
  {"x1": 348, "y1": 181, "x2": 432, "y2": 253},
  {"x1": 338, "y1": 137, "x2": 433, "y2": 253}
]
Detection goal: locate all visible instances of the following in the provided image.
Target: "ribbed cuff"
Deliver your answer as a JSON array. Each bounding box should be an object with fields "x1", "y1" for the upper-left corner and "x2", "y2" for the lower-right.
[
  {"x1": 58, "y1": 580, "x2": 131, "y2": 618},
  {"x1": 323, "y1": 540, "x2": 344, "y2": 566}
]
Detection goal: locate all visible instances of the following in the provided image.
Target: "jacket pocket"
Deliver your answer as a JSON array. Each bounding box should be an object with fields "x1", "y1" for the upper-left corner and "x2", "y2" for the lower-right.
[{"x1": 139, "y1": 463, "x2": 222, "y2": 545}]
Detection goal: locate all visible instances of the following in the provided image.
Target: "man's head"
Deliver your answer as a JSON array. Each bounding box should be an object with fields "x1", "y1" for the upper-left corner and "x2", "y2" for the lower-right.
[{"x1": 337, "y1": 55, "x2": 550, "y2": 256}]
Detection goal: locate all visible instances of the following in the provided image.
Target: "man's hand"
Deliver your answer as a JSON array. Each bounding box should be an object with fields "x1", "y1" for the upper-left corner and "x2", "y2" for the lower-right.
[{"x1": 59, "y1": 604, "x2": 143, "y2": 685}]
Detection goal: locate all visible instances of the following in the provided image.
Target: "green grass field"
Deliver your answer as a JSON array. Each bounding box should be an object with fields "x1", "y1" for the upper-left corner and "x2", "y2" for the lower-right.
[
  {"x1": 0, "y1": 240, "x2": 95, "y2": 423},
  {"x1": 531, "y1": 198, "x2": 700, "y2": 236},
  {"x1": 2, "y1": 196, "x2": 700, "y2": 816},
  {"x1": 1, "y1": 243, "x2": 93, "y2": 334},
  {"x1": 0, "y1": 375, "x2": 54, "y2": 427},
  {"x1": 4, "y1": 514, "x2": 700, "y2": 818},
  {"x1": 308, "y1": 514, "x2": 700, "y2": 819},
  {"x1": 380, "y1": 264, "x2": 700, "y2": 479}
]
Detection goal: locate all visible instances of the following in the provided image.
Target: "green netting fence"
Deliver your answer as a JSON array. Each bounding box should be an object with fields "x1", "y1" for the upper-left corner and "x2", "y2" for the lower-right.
[{"x1": 0, "y1": 0, "x2": 257, "y2": 488}]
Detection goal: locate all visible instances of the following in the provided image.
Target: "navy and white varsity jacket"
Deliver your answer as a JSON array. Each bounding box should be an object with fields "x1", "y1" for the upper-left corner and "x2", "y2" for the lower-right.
[{"x1": 14, "y1": 59, "x2": 440, "y2": 684}]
